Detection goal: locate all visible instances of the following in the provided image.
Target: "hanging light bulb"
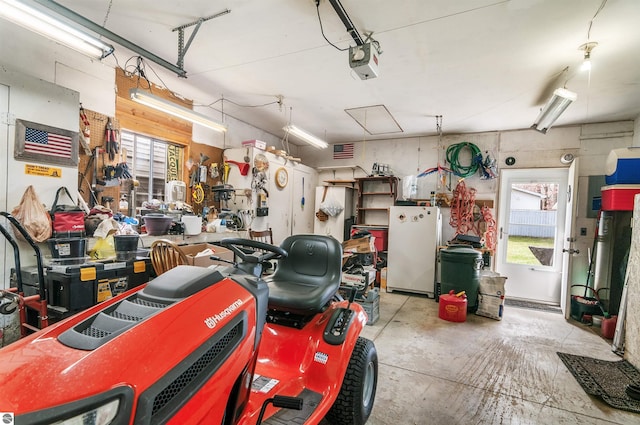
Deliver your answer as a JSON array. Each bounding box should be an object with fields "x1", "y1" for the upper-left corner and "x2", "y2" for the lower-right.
[
  {"x1": 579, "y1": 42, "x2": 598, "y2": 72},
  {"x1": 581, "y1": 51, "x2": 592, "y2": 72}
]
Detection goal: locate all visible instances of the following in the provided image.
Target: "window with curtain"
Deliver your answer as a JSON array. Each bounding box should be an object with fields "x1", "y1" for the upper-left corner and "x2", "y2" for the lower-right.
[{"x1": 120, "y1": 130, "x2": 176, "y2": 209}]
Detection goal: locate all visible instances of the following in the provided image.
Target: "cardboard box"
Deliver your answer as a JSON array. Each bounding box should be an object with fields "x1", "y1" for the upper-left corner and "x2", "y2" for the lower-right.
[
  {"x1": 342, "y1": 236, "x2": 375, "y2": 254},
  {"x1": 242, "y1": 139, "x2": 267, "y2": 150},
  {"x1": 180, "y1": 243, "x2": 234, "y2": 267},
  {"x1": 342, "y1": 267, "x2": 377, "y2": 289}
]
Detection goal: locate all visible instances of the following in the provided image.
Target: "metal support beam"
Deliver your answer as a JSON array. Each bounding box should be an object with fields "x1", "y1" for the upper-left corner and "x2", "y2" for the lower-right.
[
  {"x1": 33, "y1": 0, "x2": 187, "y2": 77},
  {"x1": 173, "y1": 9, "x2": 231, "y2": 71},
  {"x1": 176, "y1": 20, "x2": 203, "y2": 71},
  {"x1": 327, "y1": 0, "x2": 364, "y2": 46}
]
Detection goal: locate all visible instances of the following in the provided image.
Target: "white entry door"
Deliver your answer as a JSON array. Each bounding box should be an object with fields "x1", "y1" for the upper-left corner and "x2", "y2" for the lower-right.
[
  {"x1": 496, "y1": 168, "x2": 570, "y2": 304},
  {"x1": 560, "y1": 159, "x2": 579, "y2": 317}
]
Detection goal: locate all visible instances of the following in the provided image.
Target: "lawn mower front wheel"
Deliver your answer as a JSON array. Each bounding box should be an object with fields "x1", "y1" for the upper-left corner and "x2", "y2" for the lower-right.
[{"x1": 325, "y1": 337, "x2": 378, "y2": 425}]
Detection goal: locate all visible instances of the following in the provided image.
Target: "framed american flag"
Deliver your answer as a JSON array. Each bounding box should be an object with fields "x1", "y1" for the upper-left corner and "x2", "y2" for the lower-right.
[{"x1": 14, "y1": 119, "x2": 79, "y2": 166}]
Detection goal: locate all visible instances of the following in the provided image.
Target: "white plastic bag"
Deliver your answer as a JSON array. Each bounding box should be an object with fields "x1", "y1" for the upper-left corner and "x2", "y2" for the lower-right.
[
  {"x1": 11, "y1": 185, "x2": 52, "y2": 243},
  {"x1": 320, "y1": 196, "x2": 344, "y2": 217}
]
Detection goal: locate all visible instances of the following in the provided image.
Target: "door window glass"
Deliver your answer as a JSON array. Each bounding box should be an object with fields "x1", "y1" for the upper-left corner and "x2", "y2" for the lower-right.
[{"x1": 506, "y1": 182, "x2": 559, "y2": 266}]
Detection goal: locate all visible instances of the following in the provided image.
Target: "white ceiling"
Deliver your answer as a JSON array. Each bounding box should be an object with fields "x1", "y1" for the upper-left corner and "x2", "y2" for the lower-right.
[{"x1": 54, "y1": 0, "x2": 640, "y2": 144}]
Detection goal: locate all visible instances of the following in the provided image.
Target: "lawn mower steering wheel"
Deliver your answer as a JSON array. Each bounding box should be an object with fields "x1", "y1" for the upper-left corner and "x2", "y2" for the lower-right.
[{"x1": 219, "y1": 238, "x2": 288, "y2": 263}]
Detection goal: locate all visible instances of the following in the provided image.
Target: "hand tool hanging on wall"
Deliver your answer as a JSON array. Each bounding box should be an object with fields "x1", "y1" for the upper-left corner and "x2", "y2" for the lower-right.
[
  {"x1": 89, "y1": 147, "x2": 106, "y2": 207},
  {"x1": 105, "y1": 118, "x2": 119, "y2": 161},
  {"x1": 78, "y1": 150, "x2": 100, "y2": 206},
  {"x1": 210, "y1": 163, "x2": 219, "y2": 179}
]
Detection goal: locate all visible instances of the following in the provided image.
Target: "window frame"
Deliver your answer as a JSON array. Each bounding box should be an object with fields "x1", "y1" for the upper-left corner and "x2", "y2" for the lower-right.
[{"x1": 120, "y1": 130, "x2": 177, "y2": 208}]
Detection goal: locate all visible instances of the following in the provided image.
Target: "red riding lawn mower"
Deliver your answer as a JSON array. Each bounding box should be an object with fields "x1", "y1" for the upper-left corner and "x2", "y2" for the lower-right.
[{"x1": 0, "y1": 235, "x2": 378, "y2": 425}]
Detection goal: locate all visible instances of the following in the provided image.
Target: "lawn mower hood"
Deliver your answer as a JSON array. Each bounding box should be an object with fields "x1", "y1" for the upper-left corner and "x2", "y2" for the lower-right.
[{"x1": 0, "y1": 265, "x2": 268, "y2": 424}]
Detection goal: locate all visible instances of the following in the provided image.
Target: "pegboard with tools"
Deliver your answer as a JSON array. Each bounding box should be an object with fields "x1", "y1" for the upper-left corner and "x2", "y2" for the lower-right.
[
  {"x1": 185, "y1": 142, "x2": 225, "y2": 215},
  {"x1": 77, "y1": 108, "x2": 125, "y2": 208}
]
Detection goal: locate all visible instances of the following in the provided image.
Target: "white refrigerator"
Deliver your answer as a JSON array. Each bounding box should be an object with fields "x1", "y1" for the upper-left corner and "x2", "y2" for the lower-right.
[{"x1": 387, "y1": 206, "x2": 441, "y2": 296}]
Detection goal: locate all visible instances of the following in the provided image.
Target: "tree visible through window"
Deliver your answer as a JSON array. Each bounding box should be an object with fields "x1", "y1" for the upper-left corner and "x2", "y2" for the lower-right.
[{"x1": 120, "y1": 130, "x2": 172, "y2": 209}]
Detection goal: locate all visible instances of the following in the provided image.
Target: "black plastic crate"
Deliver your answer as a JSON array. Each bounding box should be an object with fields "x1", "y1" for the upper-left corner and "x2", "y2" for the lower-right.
[
  {"x1": 96, "y1": 268, "x2": 128, "y2": 303},
  {"x1": 45, "y1": 264, "x2": 100, "y2": 313},
  {"x1": 95, "y1": 259, "x2": 152, "y2": 303},
  {"x1": 46, "y1": 258, "x2": 153, "y2": 313},
  {"x1": 128, "y1": 259, "x2": 154, "y2": 286}
]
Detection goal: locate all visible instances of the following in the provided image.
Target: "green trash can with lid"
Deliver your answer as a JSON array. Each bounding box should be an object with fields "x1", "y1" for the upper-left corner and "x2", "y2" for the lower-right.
[{"x1": 440, "y1": 245, "x2": 484, "y2": 311}]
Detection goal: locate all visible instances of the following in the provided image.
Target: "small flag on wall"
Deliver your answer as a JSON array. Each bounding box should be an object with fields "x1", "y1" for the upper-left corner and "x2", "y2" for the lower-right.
[
  {"x1": 24, "y1": 127, "x2": 72, "y2": 159},
  {"x1": 15, "y1": 119, "x2": 79, "y2": 166},
  {"x1": 333, "y1": 143, "x2": 354, "y2": 160}
]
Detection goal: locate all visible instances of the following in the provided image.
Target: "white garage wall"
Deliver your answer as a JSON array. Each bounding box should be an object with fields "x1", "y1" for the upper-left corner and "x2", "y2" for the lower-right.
[
  {"x1": 0, "y1": 67, "x2": 79, "y2": 287},
  {"x1": 302, "y1": 121, "x2": 634, "y2": 280}
]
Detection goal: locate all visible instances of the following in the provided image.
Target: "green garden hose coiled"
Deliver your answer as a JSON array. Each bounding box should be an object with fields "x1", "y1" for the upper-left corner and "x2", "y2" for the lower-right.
[{"x1": 446, "y1": 142, "x2": 481, "y2": 178}]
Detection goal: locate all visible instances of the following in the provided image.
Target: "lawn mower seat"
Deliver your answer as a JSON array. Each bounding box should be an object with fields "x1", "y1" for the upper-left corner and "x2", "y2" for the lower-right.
[{"x1": 266, "y1": 234, "x2": 342, "y2": 315}]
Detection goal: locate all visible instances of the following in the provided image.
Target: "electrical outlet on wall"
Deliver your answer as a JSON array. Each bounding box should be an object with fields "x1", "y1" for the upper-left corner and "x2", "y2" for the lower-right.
[{"x1": 580, "y1": 227, "x2": 587, "y2": 236}]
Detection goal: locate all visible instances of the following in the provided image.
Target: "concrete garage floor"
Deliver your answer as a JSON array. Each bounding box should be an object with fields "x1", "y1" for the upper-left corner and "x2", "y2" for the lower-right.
[{"x1": 359, "y1": 292, "x2": 637, "y2": 425}]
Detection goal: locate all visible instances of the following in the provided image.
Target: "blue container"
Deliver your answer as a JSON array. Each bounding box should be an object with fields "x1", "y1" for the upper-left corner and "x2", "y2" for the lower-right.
[{"x1": 605, "y1": 148, "x2": 640, "y2": 185}]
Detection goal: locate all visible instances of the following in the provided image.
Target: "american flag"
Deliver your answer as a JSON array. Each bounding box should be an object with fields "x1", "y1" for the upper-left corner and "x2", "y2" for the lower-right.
[
  {"x1": 24, "y1": 127, "x2": 72, "y2": 158},
  {"x1": 333, "y1": 143, "x2": 354, "y2": 160}
]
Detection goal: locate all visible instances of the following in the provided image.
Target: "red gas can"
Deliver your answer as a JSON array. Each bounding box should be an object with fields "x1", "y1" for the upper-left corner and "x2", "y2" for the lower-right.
[{"x1": 439, "y1": 290, "x2": 468, "y2": 322}]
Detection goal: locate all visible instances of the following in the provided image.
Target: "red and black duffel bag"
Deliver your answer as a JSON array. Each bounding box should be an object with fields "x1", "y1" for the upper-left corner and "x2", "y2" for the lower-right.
[{"x1": 50, "y1": 187, "x2": 86, "y2": 237}]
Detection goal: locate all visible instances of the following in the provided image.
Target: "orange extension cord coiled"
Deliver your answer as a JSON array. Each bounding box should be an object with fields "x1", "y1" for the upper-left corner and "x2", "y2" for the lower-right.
[
  {"x1": 449, "y1": 180, "x2": 477, "y2": 236},
  {"x1": 481, "y1": 205, "x2": 497, "y2": 252},
  {"x1": 449, "y1": 180, "x2": 497, "y2": 252}
]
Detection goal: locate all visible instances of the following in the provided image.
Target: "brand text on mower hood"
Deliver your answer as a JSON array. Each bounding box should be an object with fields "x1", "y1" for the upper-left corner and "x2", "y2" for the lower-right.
[{"x1": 204, "y1": 299, "x2": 244, "y2": 329}]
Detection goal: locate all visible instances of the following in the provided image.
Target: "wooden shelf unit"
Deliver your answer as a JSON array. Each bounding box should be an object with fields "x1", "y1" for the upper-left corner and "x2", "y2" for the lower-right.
[{"x1": 355, "y1": 176, "x2": 399, "y2": 226}]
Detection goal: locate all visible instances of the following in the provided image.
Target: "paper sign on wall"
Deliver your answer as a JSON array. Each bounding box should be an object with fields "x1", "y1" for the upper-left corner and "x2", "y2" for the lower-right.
[{"x1": 25, "y1": 164, "x2": 62, "y2": 178}]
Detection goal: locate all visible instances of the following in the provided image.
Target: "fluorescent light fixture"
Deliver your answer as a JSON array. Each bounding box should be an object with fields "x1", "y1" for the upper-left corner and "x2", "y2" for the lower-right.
[
  {"x1": 531, "y1": 88, "x2": 577, "y2": 134},
  {"x1": 130, "y1": 88, "x2": 227, "y2": 132},
  {"x1": 283, "y1": 124, "x2": 328, "y2": 149},
  {"x1": 0, "y1": 0, "x2": 113, "y2": 59}
]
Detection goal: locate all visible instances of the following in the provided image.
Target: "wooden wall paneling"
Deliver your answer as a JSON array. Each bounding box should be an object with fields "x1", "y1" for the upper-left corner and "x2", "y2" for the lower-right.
[
  {"x1": 113, "y1": 68, "x2": 224, "y2": 215},
  {"x1": 115, "y1": 68, "x2": 191, "y2": 145}
]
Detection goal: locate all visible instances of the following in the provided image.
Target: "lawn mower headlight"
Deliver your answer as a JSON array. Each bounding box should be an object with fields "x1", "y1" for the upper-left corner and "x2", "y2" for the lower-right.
[
  {"x1": 16, "y1": 386, "x2": 133, "y2": 425},
  {"x1": 53, "y1": 398, "x2": 119, "y2": 425}
]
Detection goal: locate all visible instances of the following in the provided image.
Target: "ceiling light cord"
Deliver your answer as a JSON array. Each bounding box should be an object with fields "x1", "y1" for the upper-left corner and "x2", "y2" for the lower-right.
[
  {"x1": 315, "y1": 1, "x2": 348, "y2": 52},
  {"x1": 101, "y1": 0, "x2": 113, "y2": 28},
  {"x1": 577, "y1": 0, "x2": 607, "y2": 73},
  {"x1": 587, "y1": 0, "x2": 608, "y2": 40}
]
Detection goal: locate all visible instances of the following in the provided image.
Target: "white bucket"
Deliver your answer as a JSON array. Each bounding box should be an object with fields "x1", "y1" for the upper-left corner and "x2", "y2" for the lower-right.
[{"x1": 181, "y1": 215, "x2": 202, "y2": 235}]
